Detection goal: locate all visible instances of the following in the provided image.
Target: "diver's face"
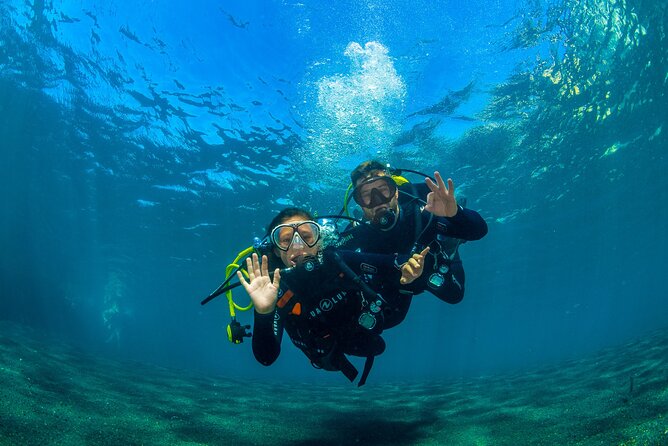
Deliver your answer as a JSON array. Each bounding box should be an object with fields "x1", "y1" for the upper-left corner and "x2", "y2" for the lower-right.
[
  {"x1": 355, "y1": 172, "x2": 399, "y2": 222},
  {"x1": 274, "y1": 216, "x2": 320, "y2": 267}
]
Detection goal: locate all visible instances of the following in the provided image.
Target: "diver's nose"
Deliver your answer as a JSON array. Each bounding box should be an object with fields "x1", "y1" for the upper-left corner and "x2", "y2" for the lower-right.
[{"x1": 289, "y1": 231, "x2": 306, "y2": 250}]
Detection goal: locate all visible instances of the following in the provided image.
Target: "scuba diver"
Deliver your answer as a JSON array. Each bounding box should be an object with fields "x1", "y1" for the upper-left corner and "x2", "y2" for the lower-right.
[
  {"x1": 236, "y1": 207, "x2": 429, "y2": 386},
  {"x1": 336, "y1": 160, "x2": 488, "y2": 322}
]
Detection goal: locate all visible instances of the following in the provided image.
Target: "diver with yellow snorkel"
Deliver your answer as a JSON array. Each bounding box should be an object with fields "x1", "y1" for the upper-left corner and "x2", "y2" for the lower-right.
[
  {"x1": 336, "y1": 160, "x2": 488, "y2": 321},
  {"x1": 201, "y1": 206, "x2": 428, "y2": 385},
  {"x1": 238, "y1": 207, "x2": 429, "y2": 386}
]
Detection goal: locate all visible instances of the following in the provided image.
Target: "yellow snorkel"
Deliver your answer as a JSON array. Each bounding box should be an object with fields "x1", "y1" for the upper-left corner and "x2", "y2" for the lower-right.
[
  {"x1": 224, "y1": 246, "x2": 255, "y2": 318},
  {"x1": 201, "y1": 243, "x2": 269, "y2": 344}
]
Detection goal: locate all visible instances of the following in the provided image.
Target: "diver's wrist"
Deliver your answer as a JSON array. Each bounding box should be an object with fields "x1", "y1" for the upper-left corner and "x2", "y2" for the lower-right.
[{"x1": 255, "y1": 303, "x2": 276, "y2": 315}]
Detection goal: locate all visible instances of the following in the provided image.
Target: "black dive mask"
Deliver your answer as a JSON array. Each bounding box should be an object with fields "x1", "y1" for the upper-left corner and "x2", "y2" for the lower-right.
[
  {"x1": 352, "y1": 176, "x2": 397, "y2": 209},
  {"x1": 368, "y1": 188, "x2": 392, "y2": 208}
]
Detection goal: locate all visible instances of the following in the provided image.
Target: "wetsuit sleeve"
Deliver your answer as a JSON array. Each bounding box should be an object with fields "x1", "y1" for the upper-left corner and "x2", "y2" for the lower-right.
[
  {"x1": 432, "y1": 206, "x2": 488, "y2": 240},
  {"x1": 251, "y1": 309, "x2": 284, "y2": 366},
  {"x1": 399, "y1": 182, "x2": 487, "y2": 241}
]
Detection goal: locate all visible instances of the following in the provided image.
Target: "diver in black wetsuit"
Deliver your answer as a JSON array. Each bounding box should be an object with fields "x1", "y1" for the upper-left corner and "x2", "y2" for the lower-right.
[
  {"x1": 336, "y1": 161, "x2": 488, "y2": 325},
  {"x1": 237, "y1": 207, "x2": 429, "y2": 386}
]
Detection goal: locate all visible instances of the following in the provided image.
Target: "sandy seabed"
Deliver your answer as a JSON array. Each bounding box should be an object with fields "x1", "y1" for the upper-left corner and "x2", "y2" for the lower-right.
[{"x1": 1, "y1": 321, "x2": 667, "y2": 446}]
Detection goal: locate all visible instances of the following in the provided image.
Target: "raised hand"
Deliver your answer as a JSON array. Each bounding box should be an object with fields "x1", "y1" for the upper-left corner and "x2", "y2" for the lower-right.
[
  {"x1": 237, "y1": 253, "x2": 281, "y2": 314},
  {"x1": 425, "y1": 171, "x2": 458, "y2": 217},
  {"x1": 400, "y1": 247, "x2": 430, "y2": 285}
]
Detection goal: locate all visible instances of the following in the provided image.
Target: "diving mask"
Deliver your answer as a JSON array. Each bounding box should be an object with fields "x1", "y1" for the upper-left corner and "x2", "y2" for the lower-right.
[
  {"x1": 352, "y1": 176, "x2": 398, "y2": 209},
  {"x1": 270, "y1": 221, "x2": 321, "y2": 252}
]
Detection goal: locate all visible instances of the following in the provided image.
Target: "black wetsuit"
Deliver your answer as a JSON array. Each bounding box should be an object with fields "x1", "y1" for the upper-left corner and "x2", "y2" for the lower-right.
[
  {"x1": 336, "y1": 182, "x2": 488, "y2": 315},
  {"x1": 252, "y1": 248, "x2": 410, "y2": 386}
]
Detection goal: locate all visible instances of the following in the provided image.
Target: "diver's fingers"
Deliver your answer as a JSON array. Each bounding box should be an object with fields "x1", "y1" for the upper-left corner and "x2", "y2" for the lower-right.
[
  {"x1": 251, "y1": 253, "x2": 262, "y2": 276},
  {"x1": 260, "y1": 254, "x2": 269, "y2": 277},
  {"x1": 246, "y1": 256, "x2": 255, "y2": 281},
  {"x1": 434, "y1": 171, "x2": 447, "y2": 192},
  {"x1": 424, "y1": 193, "x2": 433, "y2": 212},
  {"x1": 408, "y1": 247, "x2": 430, "y2": 266},
  {"x1": 408, "y1": 257, "x2": 420, "y2": 270},
  {"x1": 425, "y1": 176, "x2": 438, "y2": 193},
  {"x1": 415, "y1": 250, "x2": 427, "y2": 265},
  {"x1": 400, "y1": 265, "x2": 415, "y2": 284},
  {"x1": 447, "y1": 178, "x2": 455, "y2": 195},
  {"x1": 272, "y1": 268, "x2": 281, "y2": 288}
]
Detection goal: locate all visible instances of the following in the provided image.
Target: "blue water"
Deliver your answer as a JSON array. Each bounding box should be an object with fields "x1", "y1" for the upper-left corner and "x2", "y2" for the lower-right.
[{"x1": 1, "y1": 0, "x2": 666, "y2": 385}]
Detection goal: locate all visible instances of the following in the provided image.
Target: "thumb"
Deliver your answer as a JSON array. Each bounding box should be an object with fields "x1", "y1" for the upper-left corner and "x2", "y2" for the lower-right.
[{"x1": 237, "y1": 271, "x2": 251, "y2": 293}]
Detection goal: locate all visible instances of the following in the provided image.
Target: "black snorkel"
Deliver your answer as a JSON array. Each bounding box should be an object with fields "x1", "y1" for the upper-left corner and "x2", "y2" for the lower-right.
[
  {"x1": 200, "y1": 236, "x2": 273, "y2": 306},
  {"x1": 200, "y1": 280, "x2": 243, "y2": 306},
  {"x1": 388, "y1": 167, "x2": 435, "y2": 182}
]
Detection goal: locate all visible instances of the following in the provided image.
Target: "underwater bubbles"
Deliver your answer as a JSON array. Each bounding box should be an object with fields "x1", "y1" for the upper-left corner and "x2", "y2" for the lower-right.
[{"x1": 300, "y1": 41, "x2": 406, "y2": 176}]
